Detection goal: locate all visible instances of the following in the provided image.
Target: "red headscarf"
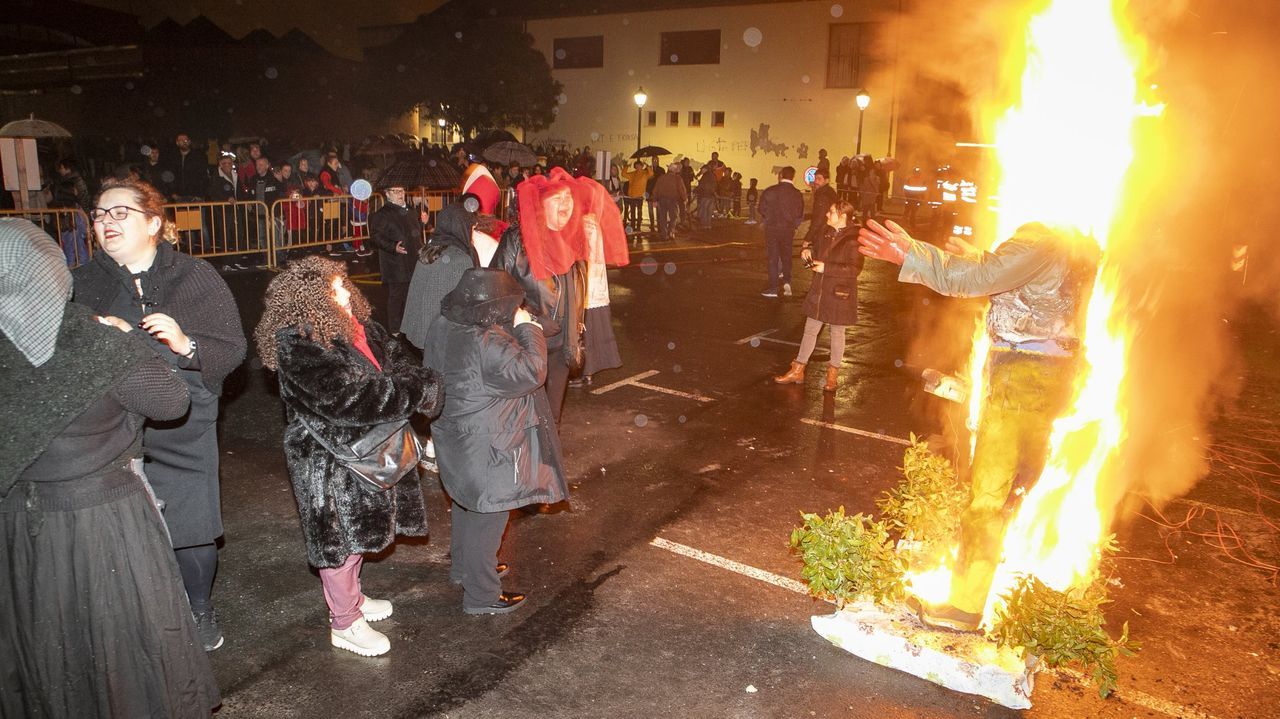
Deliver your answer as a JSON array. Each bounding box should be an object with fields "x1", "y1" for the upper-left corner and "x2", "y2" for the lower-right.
[{"x1": 517, "y1": 167, "x2": 628, "y2": 280}]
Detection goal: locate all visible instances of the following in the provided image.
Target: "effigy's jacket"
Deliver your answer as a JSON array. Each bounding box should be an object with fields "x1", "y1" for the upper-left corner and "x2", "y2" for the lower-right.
[{"x1": 898, "y1": 222, "x2": 1096, "y2": 350}]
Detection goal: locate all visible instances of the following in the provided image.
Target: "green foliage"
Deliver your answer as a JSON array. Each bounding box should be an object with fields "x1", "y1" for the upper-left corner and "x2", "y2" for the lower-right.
[
  {"x1": 991, "y1": 571, "x2": 1139, "y2": 698},
  {"x1": 875, "y1": 434, "x2": 967, "y2": 565},
  {"x1": 364, "y1": 16, "x2": 562, "y2": 135},
  {"x1": 789, "y1": 507, "x2": 905, "y2": 607}
]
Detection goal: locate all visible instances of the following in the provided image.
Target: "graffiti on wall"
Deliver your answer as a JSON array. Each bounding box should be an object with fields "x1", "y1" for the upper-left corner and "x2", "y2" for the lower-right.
[{"x1": 750, "y1": 123, "x2": 791, "y2": 158}]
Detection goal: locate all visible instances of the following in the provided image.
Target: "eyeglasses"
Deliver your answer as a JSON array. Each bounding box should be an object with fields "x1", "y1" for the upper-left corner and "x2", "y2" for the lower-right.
[{"x1": 90, "y1": 206, "x2": 148, "y2": 223}]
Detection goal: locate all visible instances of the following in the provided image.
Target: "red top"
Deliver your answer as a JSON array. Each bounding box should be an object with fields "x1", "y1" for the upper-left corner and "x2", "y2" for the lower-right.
[{"x1": 349, "y1": 322, "x2": 381, "y2": 370}]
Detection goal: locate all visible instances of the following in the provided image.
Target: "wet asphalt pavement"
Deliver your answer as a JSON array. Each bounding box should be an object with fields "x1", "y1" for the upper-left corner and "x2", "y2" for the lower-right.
[{"x1": 205, "y1": 220, "x2": 1279, "y2": 718}]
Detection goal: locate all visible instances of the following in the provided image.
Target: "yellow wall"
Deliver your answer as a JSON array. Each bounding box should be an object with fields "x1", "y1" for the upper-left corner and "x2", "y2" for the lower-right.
[{"x1": 527, "y1": 0, "x2": 898, "y2": 184}]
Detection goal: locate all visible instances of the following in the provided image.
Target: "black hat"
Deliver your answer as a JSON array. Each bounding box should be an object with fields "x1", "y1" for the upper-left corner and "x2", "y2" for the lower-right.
[{"x1": 440, "y1": 268, "x2": 525, "y2": 326}]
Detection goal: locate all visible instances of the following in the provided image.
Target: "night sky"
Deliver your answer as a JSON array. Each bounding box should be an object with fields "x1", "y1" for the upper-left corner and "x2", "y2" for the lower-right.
[{"x1": 80, "y1": 0, "x2": 448, "y2": 58}]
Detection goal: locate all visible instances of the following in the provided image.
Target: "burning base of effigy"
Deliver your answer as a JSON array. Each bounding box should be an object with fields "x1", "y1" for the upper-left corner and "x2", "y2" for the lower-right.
[{"x1": 811, "y1": 602, "x2": 1034, "y2": 710}]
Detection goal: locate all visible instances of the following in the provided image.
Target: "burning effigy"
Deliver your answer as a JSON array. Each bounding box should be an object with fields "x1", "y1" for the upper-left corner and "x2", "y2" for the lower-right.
[{"x1": 793, "y1": 0, "x2": 1161, "y2": 708}]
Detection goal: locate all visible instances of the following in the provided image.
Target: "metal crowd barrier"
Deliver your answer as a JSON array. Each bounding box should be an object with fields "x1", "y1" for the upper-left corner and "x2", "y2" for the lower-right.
[
  {"x1": 163, "y1": 200, "x2": 272, "y2": 265},
  {"x1": 0, "y1": 207, "x2": 93, "y2": 268},
  {"x1": 265, "y1": 193, "x2": 381, "y2": 268}
]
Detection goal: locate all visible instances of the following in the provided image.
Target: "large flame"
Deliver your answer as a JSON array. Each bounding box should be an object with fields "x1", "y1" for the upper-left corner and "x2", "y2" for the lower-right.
[{"x1": 906, "y1": 0, "x2": 1157, "y2": 626}]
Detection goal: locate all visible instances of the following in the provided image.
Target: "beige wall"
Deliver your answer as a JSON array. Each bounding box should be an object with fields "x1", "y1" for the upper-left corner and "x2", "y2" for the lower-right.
[{"x1": 527, "y1": 0, "x2": 898, "y2": 184}]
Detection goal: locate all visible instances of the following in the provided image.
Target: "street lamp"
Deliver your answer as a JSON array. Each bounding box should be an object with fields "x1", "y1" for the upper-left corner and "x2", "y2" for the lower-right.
[
  {"x1": 855, "y1": 89, "x2": 871, "y2": 155},
  {"x1": 634, "y1": 86, "x2": 648, "y2": 153}
]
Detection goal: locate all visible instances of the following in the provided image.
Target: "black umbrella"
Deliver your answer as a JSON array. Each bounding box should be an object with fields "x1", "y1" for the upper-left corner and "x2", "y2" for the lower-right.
[
  {"x1": 482, "y1": 141, "x2": 537, "y2": 167},
  {"x1": 378, "y1": 154, "x2": 463, "y2": 191},
  {"x1": 472, "y1": 128, "x2": 519, "y2": 148},
  {"x1": 631, "y1": 145, "x2": 672, "y2": 158}
]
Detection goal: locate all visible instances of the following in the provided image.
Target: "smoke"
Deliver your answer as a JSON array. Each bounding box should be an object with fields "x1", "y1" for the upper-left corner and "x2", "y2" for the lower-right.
[{"x1": 866, "y1": 0, "x2": 1280, "y2": 516}]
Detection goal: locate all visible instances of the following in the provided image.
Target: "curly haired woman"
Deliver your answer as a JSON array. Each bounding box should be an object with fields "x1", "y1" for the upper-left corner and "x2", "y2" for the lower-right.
[{"x1": 255, "y1": 255, "x2": 442, "y2": 657}]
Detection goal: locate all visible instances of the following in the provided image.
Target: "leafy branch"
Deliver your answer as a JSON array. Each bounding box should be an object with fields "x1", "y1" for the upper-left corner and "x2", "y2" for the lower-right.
[{"x1": 789, "y1": 507, "x2": 906, "y2": 607}]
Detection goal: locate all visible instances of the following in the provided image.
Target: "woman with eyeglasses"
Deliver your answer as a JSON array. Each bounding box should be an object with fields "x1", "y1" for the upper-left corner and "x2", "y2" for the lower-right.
[{"x1": 73, "y1": 177, "x2": 247, "y2": 653}]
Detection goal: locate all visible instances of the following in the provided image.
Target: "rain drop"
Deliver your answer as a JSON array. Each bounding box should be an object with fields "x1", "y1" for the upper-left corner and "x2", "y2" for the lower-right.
[
  {"x1": 640, "y1": 257, "x2": 658, "y2": 275},
  {"x1": 669, "y1": 54, "x2": 679, "y2": 63},
  {"x1": 70, "y1": 85, "x2": 83, "y2": 95},
  {"x1": 552, "y1": 107, "x2": 560, "y2": 116},
  {"x1": 455, "y1": 31, "x2": 463, "y2": 39},
  {"x1": 248, "y1": 357, "x2": 263, "y2": 370},
  {"x1": 893, "y1": 359, "x2": 904, "y2": 368},
  {"x1": 634, "y1": 414, "x2": 649, "y2": 427},
  {"x1": 801, "y1": 74, "x2": 811, "y2": 84},
  {"x1": 139, "y1": 145, "x2": 152, "y2": 157},
  {"x1": 555, "y1": 48, "x2": 566, "y2": 60},
  {"x1": 667, "y1": 341, "x2": 676, "y2": 350},
  {"x1": 428, "y1": 159, "x2": 438, "y2": 167},
  {"x1": 557, "y1": 93, "x2": 568, "y2": 105},
  {"x1": 622, "y1": 17, "x2": 630, "y2": 25},
  {"x1": 590, "y1": 132, "x2": 601, "y2": 142},
  {"x1": 831, "y1": 4, "x2": 845, "y2": 18},
  {"x1": 627, "y1": 69, "x2": 635, "y2": 76},
  {"x1": 265, "y1": 67, "x2": 278, "y2": 80},
  {"x1": 160, "y1": 170, "x2": 175, "y2": 183},
  {"x1": 742, "y1": 28, "x2": 763, "y2": 48},
  {"x1": 672, "y1": 364, "x2": 682, "y2": 373},
  {"x1": 663, "y1": 262, "x2": 676, "y2": 275},
  {"x1": 396, "y1": 64, "x2": 406, "y2": 73},
  {"x1": 440, "y1": 254, "x2": 451, "y2": 264},
  {"x1": 182, "y1": 100, "x2": 190, "y2": 107},
  {"x1": 678, "y1": 415, "x2": 687, "y2": 424},
  {"x1": 749, "y1": 338, "x2": 761, "y2": 348},
  {"x1": 922, "y1": 297, "x2": 931, "y2": 305},
  {"x1": 125, "y1": 81, "x2": 135, "y2": 90}
]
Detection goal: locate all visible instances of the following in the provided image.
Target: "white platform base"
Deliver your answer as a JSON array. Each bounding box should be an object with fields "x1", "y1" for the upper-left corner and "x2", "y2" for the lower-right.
[{"x1": 811, "y1": 602, "x2": 1035, "y2": 710}]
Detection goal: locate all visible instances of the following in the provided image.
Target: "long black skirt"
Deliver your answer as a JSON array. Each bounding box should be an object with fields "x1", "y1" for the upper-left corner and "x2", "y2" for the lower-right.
[
  {"x1": 583, "y1": 305, "x2": 622, "y2": 377},
  {"x1": 0, "y1": 470, "x2": 221, "y2": 718}
]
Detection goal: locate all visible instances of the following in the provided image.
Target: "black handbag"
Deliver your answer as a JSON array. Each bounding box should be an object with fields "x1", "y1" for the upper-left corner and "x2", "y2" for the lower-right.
[{"x1": 297, "y1": 416, "x2": 422, "y2": 491}]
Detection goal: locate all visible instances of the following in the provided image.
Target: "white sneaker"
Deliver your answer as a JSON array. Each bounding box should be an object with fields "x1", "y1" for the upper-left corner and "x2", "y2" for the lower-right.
[
  {"x1": 330, "y1": 618, "x2": 390, "y2": 657},
  {"x1": 360, "y1": 595, "x2": 393, "y2": 622},
  {"x1": 782, "y1": 283, "x2": 792, "y2": 296}
]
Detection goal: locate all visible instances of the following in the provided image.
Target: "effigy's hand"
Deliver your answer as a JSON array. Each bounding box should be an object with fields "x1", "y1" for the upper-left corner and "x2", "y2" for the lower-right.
[
  {"x1": 857, "y1": 219, "x2": 912, "y2": 265},
  {"x1": 945, "y1": 235, "x2": 980, "y2": 258}
]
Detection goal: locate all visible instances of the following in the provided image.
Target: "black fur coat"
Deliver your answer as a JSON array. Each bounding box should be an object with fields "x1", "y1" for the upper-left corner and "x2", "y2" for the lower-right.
[{"x1": 275, "y1": 320, "x2": 442, "y2": 568}]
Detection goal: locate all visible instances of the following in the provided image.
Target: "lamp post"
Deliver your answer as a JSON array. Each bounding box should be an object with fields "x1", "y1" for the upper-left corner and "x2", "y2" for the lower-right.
[
  {"x1": 855, "y1": 89, "x2": 871, "y2": 155},
  {"x1": 634, "y1": 86, "x2": 648, "y2": 153}
]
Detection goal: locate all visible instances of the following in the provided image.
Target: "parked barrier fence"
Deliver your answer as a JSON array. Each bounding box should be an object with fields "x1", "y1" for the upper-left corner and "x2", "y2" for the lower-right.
[
  {"x1": 0, "y1": 208, "x2": 93, "y2": 268},
  {"x1": 162, "y1": 200, "x2": 272, "y2": 267}
]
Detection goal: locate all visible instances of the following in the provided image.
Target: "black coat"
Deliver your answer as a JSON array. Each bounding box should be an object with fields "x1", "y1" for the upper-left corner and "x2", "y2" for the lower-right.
[
  {"x1": 424, "y1": 311, "x2": 568, "y2": 514},
  {"x1": 73, "y1": 242, "x2": 246, "y2": 546},
  {"x1": 801, "y1": 226, "x2": 864, "y2": 326},
  {"x1": 165, "y1": 152, "x2": 209, "y2": 200},
  {"x1": 275, "y1": 322, "x2": 442, "y2": 568},
  {"x1": 368, "y1": 202, "x2": 423, "y2": 284},
  {"x1": 811, "y1": 184, "x2": 838, "y2": 226},
  {"x1": 758, "y1": 181, "x2": 805, "y2": 230}
]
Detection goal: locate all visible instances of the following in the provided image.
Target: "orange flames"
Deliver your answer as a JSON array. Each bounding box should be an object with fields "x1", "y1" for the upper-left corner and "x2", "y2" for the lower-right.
[{"x1": 906, "y1": 0, "x2": 1161, "y2": 626}]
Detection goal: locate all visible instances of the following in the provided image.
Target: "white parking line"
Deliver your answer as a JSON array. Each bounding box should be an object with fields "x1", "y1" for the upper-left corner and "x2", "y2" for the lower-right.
[
  {"x1": 800, "y1": 418, "x2": 911, "y2": 446},
  {"x1": 736, "y1": 328, "x2": 829, "y2": 355},
  {"x1": 591, "y1": 370, "x2": 715, "y2": 403},
  {"x1": 649, "y1": 536, "x2": 1218, "y2": 719}
]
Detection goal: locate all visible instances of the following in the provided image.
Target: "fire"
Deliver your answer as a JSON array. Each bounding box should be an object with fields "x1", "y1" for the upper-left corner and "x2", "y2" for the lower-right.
[{"x1": 905, "y1": 0, "x2": 1158, "y2": 625}]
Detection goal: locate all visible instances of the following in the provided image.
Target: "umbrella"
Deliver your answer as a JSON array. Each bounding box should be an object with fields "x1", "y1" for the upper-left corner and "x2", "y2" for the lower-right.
[
  {"x1": 631, "y1": 145, "x2": 671, "y2": 158},
  {"x1": 0, "y1": 114, "x2": 71, "y2": 139},
  {"x1": 355, "y1": 136, "x2": 407, "y2": 158},
  {"x1": 378, "y1": 153, "x2": 463, "y2": 191},
  {"x1": 482, "y1": 141, "x2": 537, "y2": 167},
  {"x1": 288, "y1": 149, "x2": 325, "y2": 172},
  {"x1": 472, "y1": 128, "x2": 518, "y2": 149}
]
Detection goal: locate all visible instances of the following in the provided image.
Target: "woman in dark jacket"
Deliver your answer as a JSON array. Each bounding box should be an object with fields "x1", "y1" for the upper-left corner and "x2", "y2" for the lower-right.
[
  {"x1": 1, "y1": 219, "x2": 220, "y2": 718},
  {"x1": 73, "y1": 177, "x2": 246, "y2": 652},
  {"x1": 424, "y1": 268, "x2": 569, "y2": 615},
  {"x1": 774, "y1": 200, "x2": 864, "y2": 392},
  {"x1": 256, "y1": 255, "x2": 442, "y2": 657}
]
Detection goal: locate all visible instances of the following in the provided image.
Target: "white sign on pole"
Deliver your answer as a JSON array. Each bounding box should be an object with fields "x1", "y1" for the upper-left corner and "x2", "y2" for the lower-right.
[{"x1": 0, "y1": 138, "x2": 41, "y2": 192}]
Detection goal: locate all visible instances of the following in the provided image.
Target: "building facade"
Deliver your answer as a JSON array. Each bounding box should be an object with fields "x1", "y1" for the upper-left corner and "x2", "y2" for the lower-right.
[{"x1": 524, "y1": 0, "x2": 899, "y2": 184}]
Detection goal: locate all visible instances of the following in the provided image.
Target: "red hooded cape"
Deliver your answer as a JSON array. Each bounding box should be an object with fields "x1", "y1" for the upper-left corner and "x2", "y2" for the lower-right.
[{"x1": 517, "y1": 167, "x2": 629, "y2": 280}]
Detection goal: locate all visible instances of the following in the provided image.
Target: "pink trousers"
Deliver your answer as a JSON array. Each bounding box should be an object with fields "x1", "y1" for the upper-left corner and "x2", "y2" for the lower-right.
[{"x1": 318, "y1": 554, "x2": 364, "y2": 630}]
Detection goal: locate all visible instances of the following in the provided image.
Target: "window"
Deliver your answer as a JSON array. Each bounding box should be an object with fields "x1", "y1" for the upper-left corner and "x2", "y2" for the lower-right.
[
  {"x1": 553, "y1": 35, "x2": 604, "y2": 69},
  {"x1": 667, "y1": 111, "x2": 679, "y2": 127},
  {"x1": 659, "y1": 30, "x2": 720, "y2": 65},
  {"x1": 688, "y1": 111, "x2": 702, "y2": 127},
  {"x1": 711, "y1": 111, "x2": 725, "y2": 127},
  {"x1": 646, "y1": 111, "x2": 657, "y2": 127},
  {"x1": 826, "y1": 23, "x2": 880, "y2": 88}
]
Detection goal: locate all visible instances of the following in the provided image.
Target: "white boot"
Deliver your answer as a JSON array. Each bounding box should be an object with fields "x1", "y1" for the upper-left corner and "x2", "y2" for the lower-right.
[
  {"x1": 360, "y1": 594, "x2": 393, "y2": 622},
  {"x1": 330, "y1": 618, "x2": 390, "y2": 657}
]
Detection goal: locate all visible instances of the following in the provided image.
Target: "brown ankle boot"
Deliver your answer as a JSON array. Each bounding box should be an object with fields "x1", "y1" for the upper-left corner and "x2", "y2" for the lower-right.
[
  {"x1": 774, "y1": 361, "x2": 806, "y2": 384},
  {"x1": 823, "y1": 366, "x2": 839, "y2": 392}
]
